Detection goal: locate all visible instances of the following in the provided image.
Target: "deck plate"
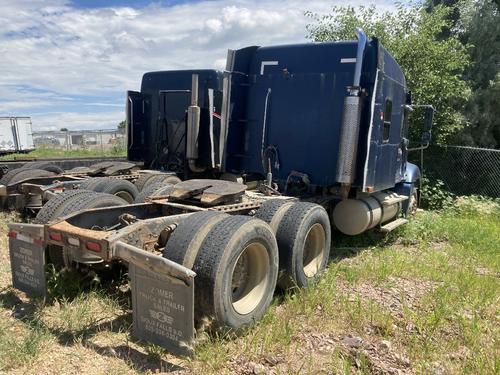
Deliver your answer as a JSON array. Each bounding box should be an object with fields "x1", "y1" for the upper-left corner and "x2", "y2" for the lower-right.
[{"x1": 170, "y1": 179, "x2": 247, "y2": 205}]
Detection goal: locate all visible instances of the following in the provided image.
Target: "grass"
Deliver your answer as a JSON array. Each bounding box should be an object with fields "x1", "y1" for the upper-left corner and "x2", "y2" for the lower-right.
[
  {"x1": 0, "y1": 146, "x2": 126, "y2": 160},
  {"x1": 0, "y1": 319, "x2": 51, "y2": 370},
  {"x1": 0, "y1": 197, "x2": 498, "y2": 374}
]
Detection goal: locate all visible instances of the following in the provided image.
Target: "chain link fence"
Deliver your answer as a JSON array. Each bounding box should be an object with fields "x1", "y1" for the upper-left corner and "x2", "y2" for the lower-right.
[
  {"x1": 411, "y1": 145, "x2": 500, "y2": 198},
  {"x1": 28, "y1": 133, "x2": 500, "y2": 198},
  {"x1": 32, "y1": 129, "x2": 125, "y2": 152}
]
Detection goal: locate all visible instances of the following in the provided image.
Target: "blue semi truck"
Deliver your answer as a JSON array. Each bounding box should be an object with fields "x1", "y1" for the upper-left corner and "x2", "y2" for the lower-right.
[{"x1": 8, "y1": 29, "x2": 433, "y2": 355}]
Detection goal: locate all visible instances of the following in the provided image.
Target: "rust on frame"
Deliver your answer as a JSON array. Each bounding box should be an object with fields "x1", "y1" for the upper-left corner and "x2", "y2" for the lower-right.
[{"x1": 49, "y1": 220, "x2": 110, "y2": 240}]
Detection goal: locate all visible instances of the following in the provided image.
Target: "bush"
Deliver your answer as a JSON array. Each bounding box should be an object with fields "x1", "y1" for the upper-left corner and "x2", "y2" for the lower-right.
[
  {"x1": 420, "y1": 176, "x2": 455, "y2": 210},
  {"x1": 420, "y1": 175, "x2": 500, "y2": 217},
  {"x1": 451, "y1": 195, "x2": 500, "y2": 218}
]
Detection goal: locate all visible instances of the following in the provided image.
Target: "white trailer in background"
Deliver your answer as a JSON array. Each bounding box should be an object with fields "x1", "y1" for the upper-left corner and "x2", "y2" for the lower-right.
[{"x1": 0, "y1": 117, "x2": 35, "y2": 154}]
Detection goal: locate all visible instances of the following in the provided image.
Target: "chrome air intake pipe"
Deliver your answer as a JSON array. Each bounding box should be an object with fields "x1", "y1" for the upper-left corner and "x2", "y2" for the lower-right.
[{"x1": 335, "y1": 28, "x2": 367, "y2": 198}]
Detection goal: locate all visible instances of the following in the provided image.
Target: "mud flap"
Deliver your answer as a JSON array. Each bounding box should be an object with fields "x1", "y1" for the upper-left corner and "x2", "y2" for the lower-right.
[
  {"x1": 8, "y1": 223, "x2": 46, "y2": 297},
  {"x1": 114, "y1": 241, "x2": 196, "y2": 356}
]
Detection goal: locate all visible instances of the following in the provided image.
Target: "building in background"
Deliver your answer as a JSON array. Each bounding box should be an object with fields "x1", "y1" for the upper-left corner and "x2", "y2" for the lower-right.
[{"x1": 33, "y1": 128, "x2": 125, "y2": 151}]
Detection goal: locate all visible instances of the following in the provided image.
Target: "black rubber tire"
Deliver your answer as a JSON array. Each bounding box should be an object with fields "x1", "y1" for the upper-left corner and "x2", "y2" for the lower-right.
[
  {"x1": 68, "y1": 166, "x2": 89, "y2": 172},
  {"x1": 0, "y1": 165, "x2": 9, "y2": 178},
  {"x1": 163, "y1": 211, "x2": 228, "y2": 268},
  {"x1": 78, "y1": 177, "x2": 106, "y2": 191},
  {"x1": 86, "y1": 178, "x2": 112, "y2": 192},
  {"x1": 147, "y1": 174, "x2": 173, "y2": 186},
  {"x1": 0, "y1": 169, "x2": 23, "y2": 185},
  {"x1": 35, "y1": 190, "x2": 99, "y2": 267},
  {"x1": 50, "y1": 192, "x2": 127, "y2": 267},
  {"x1": 150, "y1": 184, "x2": 175, "y2": 197},
  {"x1": 134, "y1": 181, "x2": 169, "y2": 203},
  {"x1": 274, "y1": 202, "x2": 331, "y2": 289},
  {"x1": 135, "y1": 173, "x2": 181, "y2": 191},
  {"x1": 134, "y1": 174, "x2": 159, "y2": 191},
  {"x1": 254, "y1": 199, "x2": 295, "y2": 233},
  {"x1": 406, "y1": 186, "x2": 418, "y2": 217},
  {"x1": 7, "y1": 169, "x2": 56, "y2": 185},
  {"x1": 191, "y1": 215, "x2": 278, "y2": 329},
  {"x1": 89, "y1": 161, "x2": 116, "y2": 169},
  {"x1": 57, "y1": 192, "x2": 127, "y2": 218},
  {"x1": 0, "y1": 167, "x2": 46, "y2": 185},
  {"x1": 19, "y1": 162, "x2": 64, "y2": 174},
  {"x1": 34, "y1": 190, "x2": 98, "y2": 224},
  {"x1": 163, "y1": 175, "x2": 181, "y2": 185},
  {"x1": 95, "y1": 178, "x2": 139, "y2": 203},
  {"x1": 35, "y1": 190, "x2": 126, "y2": 267}
]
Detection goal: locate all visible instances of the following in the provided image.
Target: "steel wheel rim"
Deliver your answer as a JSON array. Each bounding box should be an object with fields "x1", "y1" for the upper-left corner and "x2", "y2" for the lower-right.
[
  {"x1": 231, "y1": 242, "x2": 269, "y2": 315},
  {"x1": 409, "y1": 191, "x2": 418, "y2": 216},
  {"x1": 303, "y1": 223, "x2": 326, "y2": 278}
]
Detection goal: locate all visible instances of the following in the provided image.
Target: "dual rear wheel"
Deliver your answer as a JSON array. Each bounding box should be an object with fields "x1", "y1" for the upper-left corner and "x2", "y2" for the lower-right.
[
  {"x1": 162, "y1": 200, "x2": 331, "y2": 329},
  {"x1": 163, "y1": 212, "x2": 279, "y2": 328},
  {"x1": 38, "y1": 191, "x2": 330, "y2": 330},
  {"x1": 78, "y1": 177, "x2": 139, "y2": 203},
  {"x1": 255, "y1": 200, "x2": 331, "y2": 288}
]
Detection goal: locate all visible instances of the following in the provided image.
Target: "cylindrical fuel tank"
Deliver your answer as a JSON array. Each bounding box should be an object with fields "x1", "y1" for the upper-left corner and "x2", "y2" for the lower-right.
[{"x1": 332, "y1": 192, "x2": 401, "y2": 235}]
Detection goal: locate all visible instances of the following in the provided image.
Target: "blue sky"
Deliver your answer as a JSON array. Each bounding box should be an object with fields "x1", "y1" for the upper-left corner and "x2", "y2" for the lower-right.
[
  {"x1": 0, "y1": 0, "x2": 397, "y2": 131},
  {"x1": 71, "y1": 0, "x2": 188, "y2": 8},
  {"x1": 72, "y1": 0, "x2": 158, "y2": 7}
]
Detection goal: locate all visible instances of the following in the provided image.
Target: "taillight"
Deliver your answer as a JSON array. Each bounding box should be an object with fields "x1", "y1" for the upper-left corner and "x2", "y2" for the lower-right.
[
  {"x1": 86, "y1": 241, "x2": 101, "y2": 252},
  {"x1": 49, "y1": 232, "x2": 63, "y2": 242},
  {"x1": 8, "y1": 230, "x2": 43, "y2": 245}
]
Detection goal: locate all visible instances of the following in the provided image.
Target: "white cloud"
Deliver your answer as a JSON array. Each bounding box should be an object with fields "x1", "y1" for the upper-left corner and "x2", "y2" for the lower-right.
[
  {"x1": 0, "y1": 85, "x2": 74, "y2": 112},
  {"x1": 34, "y1": 110, "x2": 125, "y2": 131},
  {"x1": 0, "y1": 0, "x2": 395, "y2": 130}
]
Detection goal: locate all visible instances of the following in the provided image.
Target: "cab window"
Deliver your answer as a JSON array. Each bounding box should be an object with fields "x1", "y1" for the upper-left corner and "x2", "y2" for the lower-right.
[
  {"x1": 401, "y1": 105, "x2": 410, "y2": 138},
  {"x1": 382, "y1": 99, "x2": 392, "y2": 142}
]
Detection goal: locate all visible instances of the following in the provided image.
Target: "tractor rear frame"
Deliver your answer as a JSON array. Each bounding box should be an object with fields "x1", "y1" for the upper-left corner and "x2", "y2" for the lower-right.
[{"x1": 7, "y1": 180, "x2": 305, "y2": 355}]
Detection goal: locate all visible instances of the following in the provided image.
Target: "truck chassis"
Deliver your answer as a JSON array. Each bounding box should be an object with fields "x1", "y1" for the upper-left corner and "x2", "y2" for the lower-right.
[
  {"x1": 0, "y1": 161, "x2": 150, "y2": 213},
  {"x1": 6, "y1": 177, "x2": 413, "y2": 355},
  {"x1": 7, "y1": 180, "x2": 289, "y2": 354}
]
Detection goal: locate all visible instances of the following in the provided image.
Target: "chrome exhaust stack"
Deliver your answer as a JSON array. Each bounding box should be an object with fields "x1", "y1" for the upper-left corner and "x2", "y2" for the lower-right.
[
  {"x1": 336, "y1": 28, "x2": 368, "y2": 198},
  {"x1": 186, "y1": 74, "x2": 205, "y2": 173},
  {"x1": 352, "y1": 27, "x2": 367, "y2": 89}
]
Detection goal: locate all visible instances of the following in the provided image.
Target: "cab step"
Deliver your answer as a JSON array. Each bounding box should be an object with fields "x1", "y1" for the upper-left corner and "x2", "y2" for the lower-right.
[
  {"x1": 381, "y1": 194, "x2": 409, "y2": 206},
  {"x1": 379, "y1": 218, "x2": 408, "y2": 233}
]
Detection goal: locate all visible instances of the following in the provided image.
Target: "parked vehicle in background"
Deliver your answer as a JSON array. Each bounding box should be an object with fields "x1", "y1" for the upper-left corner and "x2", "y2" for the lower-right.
[{"x1": 0, "y1": 117, "x2": 35, "y2": 154}]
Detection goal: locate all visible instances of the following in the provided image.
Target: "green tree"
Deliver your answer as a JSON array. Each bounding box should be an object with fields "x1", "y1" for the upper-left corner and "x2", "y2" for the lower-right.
[
  {"x1": 464, "y1": 1, "x2": 499, "y2": 90},
  {"x1": 117, "y1": 120, "x2": 126, "y2": 130},
  {"x1": 461, "y1": 74, "x2": 500, "y2": 147},
  {"x1": 459, "y1": 0, "x2": 500, "y2": 147},
  {"x1": 305, "y1": 4, "x2": 470, "y2": 144},
  {"x1": 422, "y1": 0, "x2": 499, "y2": 147},
  {"x1": 425, "y1": 0, "x2": 470, "y2": 41}
]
